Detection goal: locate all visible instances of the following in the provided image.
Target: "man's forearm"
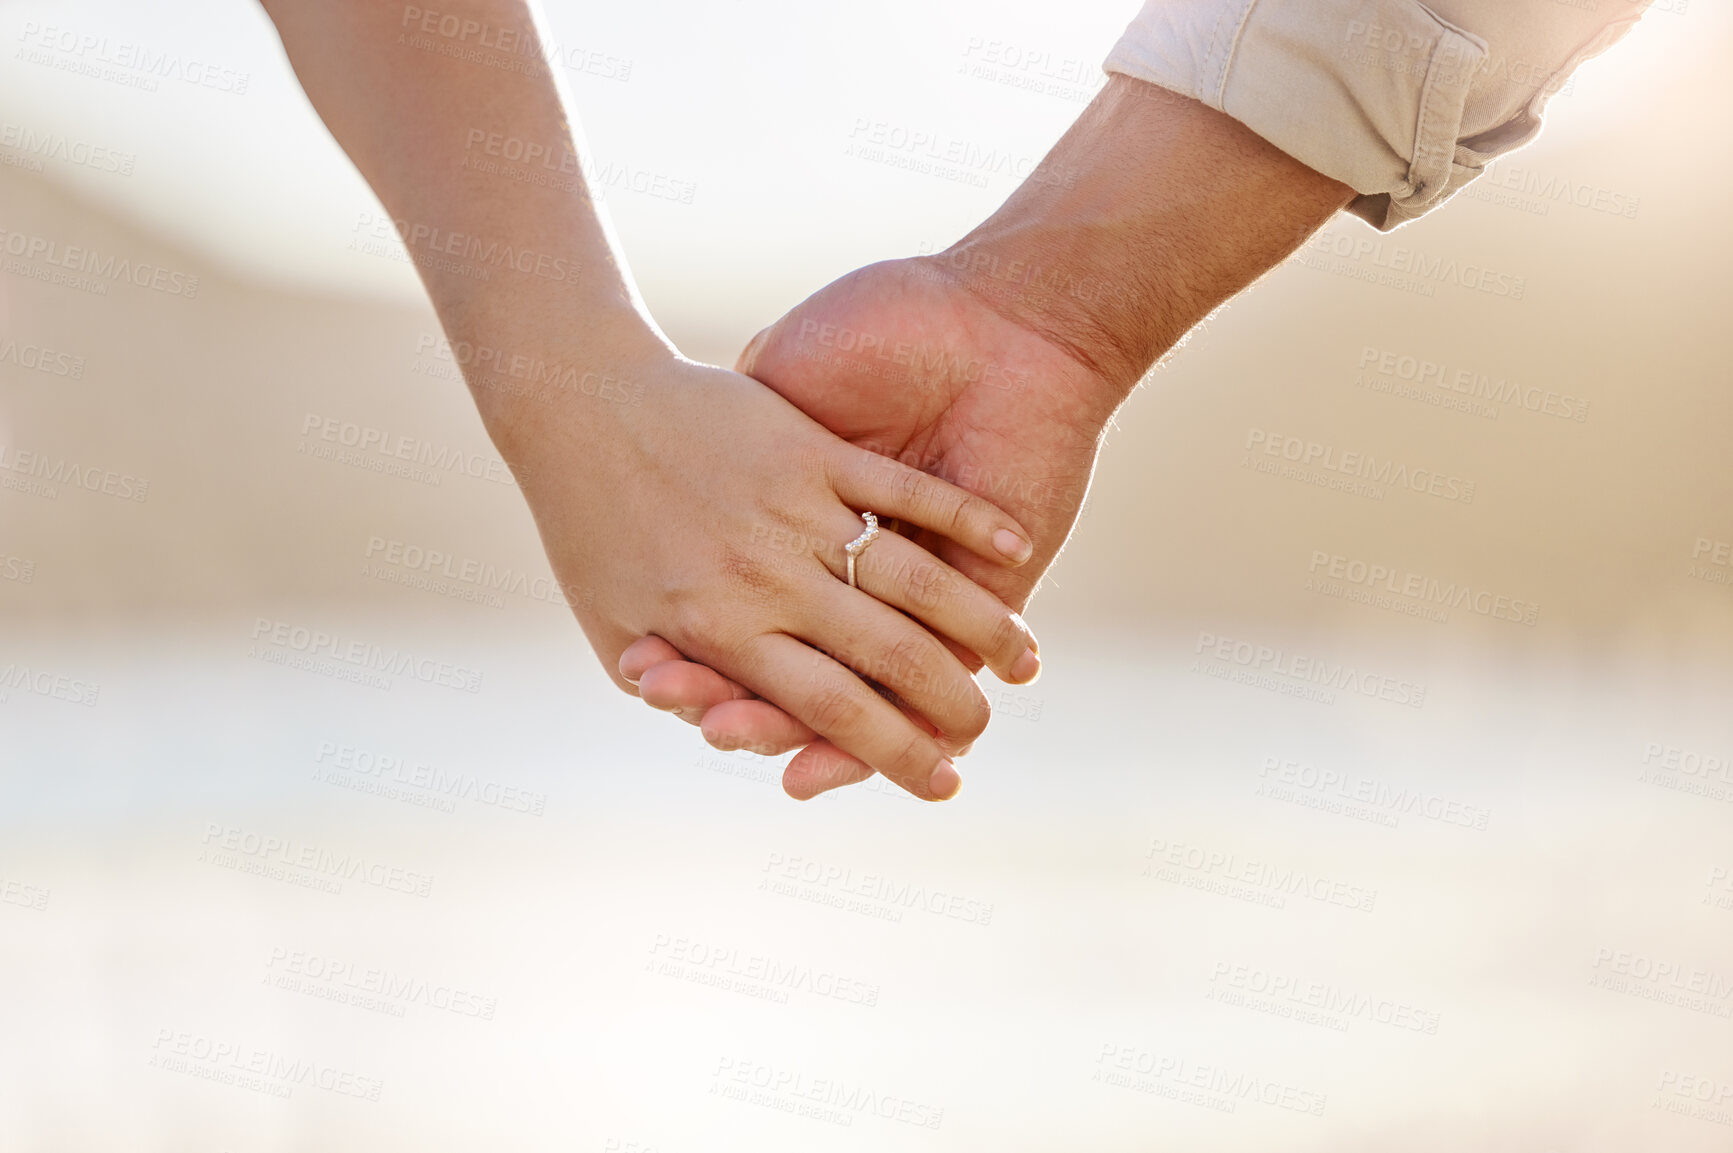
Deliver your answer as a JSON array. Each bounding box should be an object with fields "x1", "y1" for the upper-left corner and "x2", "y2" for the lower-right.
[
  {"x1": 936, "y1": 76, "x2": 1355, "y2": 414},
  {"x1": 261, "y1": 0, "x2": 658, "y2": 442}
]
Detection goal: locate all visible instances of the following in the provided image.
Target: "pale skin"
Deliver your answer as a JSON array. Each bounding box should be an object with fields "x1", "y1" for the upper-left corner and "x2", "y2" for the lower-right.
[
  {"x1": 626, "y1": 77, "x2": 1358, "y2": 799},
  {"x1": 259, "y1": 0, "x2": 1046, "y2": 800}
]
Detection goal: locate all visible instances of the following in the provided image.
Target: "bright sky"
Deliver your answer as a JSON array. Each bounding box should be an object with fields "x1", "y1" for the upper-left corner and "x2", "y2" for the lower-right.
[{"x1": 0, "y1": 0, "x2": 1703, "y2": 343}]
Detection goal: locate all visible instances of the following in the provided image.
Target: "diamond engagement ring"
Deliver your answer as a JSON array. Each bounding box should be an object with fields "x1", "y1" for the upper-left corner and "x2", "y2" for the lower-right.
[{"x1": 845, "y1": 512, "x2": 880, "y2": 588}]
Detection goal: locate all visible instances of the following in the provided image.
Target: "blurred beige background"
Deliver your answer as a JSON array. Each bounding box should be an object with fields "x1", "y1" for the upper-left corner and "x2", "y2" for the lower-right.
[{"x1": 3, "y1": 1, "x2": 1732, "y2": 1150}]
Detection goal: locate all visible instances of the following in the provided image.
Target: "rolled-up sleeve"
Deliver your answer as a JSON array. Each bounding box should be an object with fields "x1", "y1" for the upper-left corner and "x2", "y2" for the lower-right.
[{"x1": 1104, "y1": 0, "x2": 1646, "y2": 229}]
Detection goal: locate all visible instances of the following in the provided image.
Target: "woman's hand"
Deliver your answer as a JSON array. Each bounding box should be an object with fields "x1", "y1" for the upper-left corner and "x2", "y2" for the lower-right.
[
  {"x1": 620, "y1": 253, "x2": 1107, "y2": 799},
  {"x1": 261, "y1": 0, "x2": 1040, "y2": 801},
  {"x1": 492, "y1": 332, "x2": 1042, "y2": 801}
]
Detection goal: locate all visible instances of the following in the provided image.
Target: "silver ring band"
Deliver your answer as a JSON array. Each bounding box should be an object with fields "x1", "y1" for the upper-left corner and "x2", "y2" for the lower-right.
[{"x1": 845, "y1": 512, "x2": 879, "y2": 588}]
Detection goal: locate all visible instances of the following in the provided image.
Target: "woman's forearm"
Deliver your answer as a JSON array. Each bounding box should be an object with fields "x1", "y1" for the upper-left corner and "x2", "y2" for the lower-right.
[{"x1": 260, "y1": 0, "x2": 657, "y2": 440}]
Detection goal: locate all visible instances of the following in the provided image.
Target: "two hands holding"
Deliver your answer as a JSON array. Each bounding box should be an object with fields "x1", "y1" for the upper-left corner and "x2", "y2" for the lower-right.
[
  {"x1": 265, "y1": 0, "x2": 1353, "y2": 801},
  {"x1": 603, "y1": 252, "x2": 1113, "y2": 803}
]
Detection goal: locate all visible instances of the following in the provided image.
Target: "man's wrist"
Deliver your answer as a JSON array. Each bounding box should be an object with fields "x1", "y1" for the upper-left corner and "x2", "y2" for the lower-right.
[{"x1": 934, "y1": 76, "x2": 1354, "y2": 410}]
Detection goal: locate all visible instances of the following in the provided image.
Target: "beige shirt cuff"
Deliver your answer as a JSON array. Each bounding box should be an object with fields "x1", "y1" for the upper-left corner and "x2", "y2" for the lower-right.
[{"x1": 1104, "y1": 0, "x2": 1644, "y2": 230}]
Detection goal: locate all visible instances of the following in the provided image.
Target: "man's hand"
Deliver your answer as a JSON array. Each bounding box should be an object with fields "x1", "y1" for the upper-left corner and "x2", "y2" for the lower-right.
[
  {"x1": 622, "y1": 255, "x2": 1115, "y2": 798},
  {"x1": 625, "y1": 77, "x2": 1355, "y2": 800}
]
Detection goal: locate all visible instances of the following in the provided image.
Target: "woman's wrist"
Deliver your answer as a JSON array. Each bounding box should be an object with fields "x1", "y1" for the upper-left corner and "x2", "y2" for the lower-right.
[{"x1": 437, "y1": 283, "x2": 670, "y2": 460}]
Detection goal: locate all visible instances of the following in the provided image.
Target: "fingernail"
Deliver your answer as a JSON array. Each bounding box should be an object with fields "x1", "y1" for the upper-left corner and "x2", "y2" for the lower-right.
[
  {"x1": 993, "y1": 528, "x2": 1033, "y2": 564},
  {"x1": 929, "y1": 759, "x2": 962, "y2": 800},
  {"x1": 1010, "y1": 649, "x2": 1041, "y2": 685}
]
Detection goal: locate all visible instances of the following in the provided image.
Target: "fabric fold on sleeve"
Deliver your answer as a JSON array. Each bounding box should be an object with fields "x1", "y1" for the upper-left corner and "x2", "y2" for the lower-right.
[{"x1": 1104, "y1": 0, "x2": 1646, "y2": 229}]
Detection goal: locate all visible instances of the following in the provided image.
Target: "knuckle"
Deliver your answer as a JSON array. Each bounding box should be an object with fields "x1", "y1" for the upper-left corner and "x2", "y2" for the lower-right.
[
  {"x1": 667, "y1": 600, "x2": 754, "y2": 671},
  {"x1": 795, "y1": 441, "x2": 834, "y2": 483},
  {"x1": 946, "y1": 492, "x2": 983, "y2": 537},
  {"x1": 892, "y1": 464, "x2": 928, "y2": 509},
  {"x1": 949, "y1": 488, "x2": 991, "y2": 537},
  {"x1": 668, "y1": 598, "x2": 724, "y2": 650},
  {"x1": 902, "y1": 559, "x2": 955, "y2": 611},
  {"x1": 889, "y1": 730, "x2": 938, "y2": 783},
  {"x1": 878, "y1": 631, "x2": 939, "y2": 690},
  {"x1": 804, "y1": 682, "x2": 866, "y2": 735}
]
